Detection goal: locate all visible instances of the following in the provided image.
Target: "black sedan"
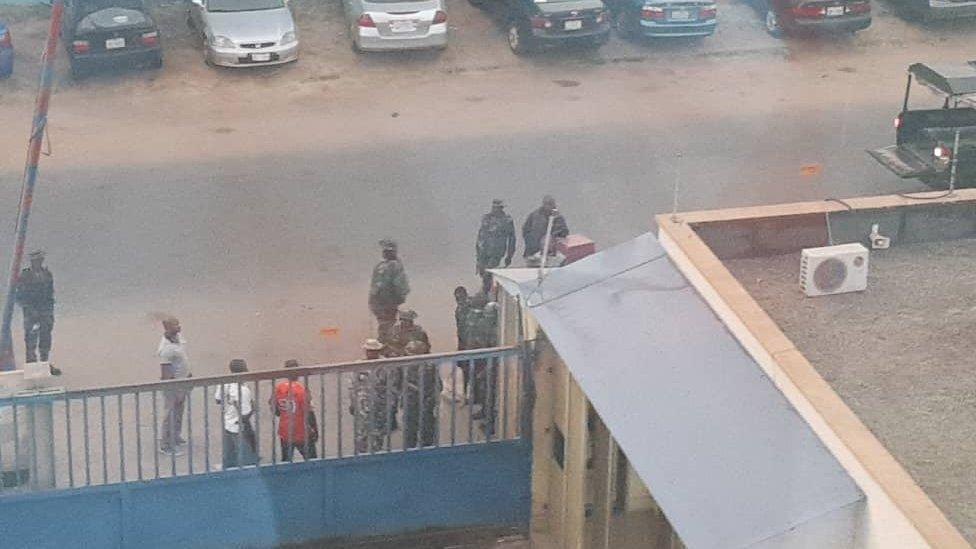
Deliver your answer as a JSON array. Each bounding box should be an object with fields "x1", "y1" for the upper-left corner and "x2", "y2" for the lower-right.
[
  {"x1": 62, "y1": 0, "x2": 162, "y2": 78},
  {"x1": 473, "y1": 0, "x2": 611, "y2": 55}
]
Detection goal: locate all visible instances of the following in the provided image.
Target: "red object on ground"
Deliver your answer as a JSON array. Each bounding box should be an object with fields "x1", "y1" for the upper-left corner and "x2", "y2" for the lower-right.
[{"x1": 557, "y1": 234, "x2": 596, "y2": 265}]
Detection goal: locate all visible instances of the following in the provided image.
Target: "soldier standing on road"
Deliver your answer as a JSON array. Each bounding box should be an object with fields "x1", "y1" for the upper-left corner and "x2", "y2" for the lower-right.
[
  {"x1": 350, "y1": 339, "x2": 397, "y2": 454},
  {"x1": 522, "y1": 195, "x2": 569, "y2": 262},
  {"x1": 465, "y1": 294, "x2": 499, "y2": 436},
  {"x1": 15, "y1": 250, "x2": 56, "y2": 366},
  {"x1": 402, "y1": 340, "x2": 441, "y2": 449},
  {"x1": 453, "y1": 286, "x2": 472, "y2": 401},
  {"x1": 476, "y1": 199, "x2": 516, "y2": 295},
  {"x1": 369, "y1": 239, "x2": 410, "y2": 343},
  {"x1": 388, "y1": 309, "x2": 430, "y2": 356}
]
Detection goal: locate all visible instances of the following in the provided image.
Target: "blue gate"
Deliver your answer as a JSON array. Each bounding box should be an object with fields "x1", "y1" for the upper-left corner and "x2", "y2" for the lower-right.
[{"x1": 0, "y1": 346, "x2": 533, "y2": 548}]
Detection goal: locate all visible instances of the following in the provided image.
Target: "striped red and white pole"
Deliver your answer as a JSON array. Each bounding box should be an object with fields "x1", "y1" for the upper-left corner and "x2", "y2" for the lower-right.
[{"x1": 0, "y1": 0, "x2": 65, "y2": 371}]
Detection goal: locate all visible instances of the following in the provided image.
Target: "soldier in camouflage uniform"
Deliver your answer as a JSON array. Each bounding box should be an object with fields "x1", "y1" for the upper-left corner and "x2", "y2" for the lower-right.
[
  {"x1": 15, "y1": 250, "x2": 56, "y2": 365},
  {"x1": 465, "y1": 294, "x2": 499, "y2": 435},
  {"x1": 350, "y1": 339, "x2": 398, "y2": 453},
  {"x1": 387, "y1": 309, "x2": 430, "y2": 357},
  {"x1": 368, "y1": 239, "x2": 410, "y2": 343},
  {"x1": 476, "y1": 199, "x2": 516, "y2": 295},
  {"x1": 402, "y1": 340, "x2": 441, "y2": 449}
]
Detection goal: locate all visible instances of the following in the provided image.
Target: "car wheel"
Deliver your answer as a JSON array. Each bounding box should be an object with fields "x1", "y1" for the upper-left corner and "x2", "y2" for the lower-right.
[
  {"x1": 508, "y1": 22, "x2": 530, "y2": 55},
  {"x1": 764, "y1": 8, "x2": 784, "y2": 37},
  {"x1": 186, "y1": 13, "x2": 195, "y2": 29},
  {"x1": 150, "y1": 53, "x2": 163, "y2": 70},
  {"x1": 468, "y1": 0, "x2": 485, "y2": 5},
  {"x1": 615, "y1": 9, "x2": 639, "y2": 39}
]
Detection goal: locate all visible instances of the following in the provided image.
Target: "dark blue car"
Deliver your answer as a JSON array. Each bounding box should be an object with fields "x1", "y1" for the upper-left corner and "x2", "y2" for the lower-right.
[
  {"x1": 0, "y1": 21, "x2": 13, "y2": 79},
  {"x1": 605, "y1": 0, "x2": 716, "y2": 38}
]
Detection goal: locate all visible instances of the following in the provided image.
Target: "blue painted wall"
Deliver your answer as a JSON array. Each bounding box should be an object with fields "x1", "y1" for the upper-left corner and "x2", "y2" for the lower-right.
[{"x1": 0, "y1": 441, "x2": 532, "y2": 549}]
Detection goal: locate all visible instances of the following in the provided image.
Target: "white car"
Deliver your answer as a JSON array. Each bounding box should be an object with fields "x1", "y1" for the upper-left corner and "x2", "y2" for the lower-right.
[
  {"x1": 344, "y1": 0, "x2": 448, "y2": 52},
  {"x1": 188, "y1": 0, "x2": 298, "y2": 67}
]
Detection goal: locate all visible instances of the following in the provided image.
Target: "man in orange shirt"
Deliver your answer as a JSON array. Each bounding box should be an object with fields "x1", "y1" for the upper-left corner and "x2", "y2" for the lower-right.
[{"x1": 271, "y1": 359, "x2": 318, "y2": 461}]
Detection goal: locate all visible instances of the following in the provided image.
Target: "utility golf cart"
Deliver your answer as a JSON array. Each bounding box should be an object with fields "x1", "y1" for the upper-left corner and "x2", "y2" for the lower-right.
[{"x1": 868, "y1": 61, "x2": 976, "y2": 189}]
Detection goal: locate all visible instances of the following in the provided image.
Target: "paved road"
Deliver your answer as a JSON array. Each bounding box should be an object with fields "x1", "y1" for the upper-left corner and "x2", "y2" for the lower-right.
[{"x1": 0, "y1": 0, "x2": 967, "y2": 388}]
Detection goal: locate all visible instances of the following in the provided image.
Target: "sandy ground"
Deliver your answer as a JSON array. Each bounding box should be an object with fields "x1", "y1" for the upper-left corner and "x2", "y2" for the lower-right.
[{"x1": 726, "y1": 239, "x2": 976, "y2": 544}]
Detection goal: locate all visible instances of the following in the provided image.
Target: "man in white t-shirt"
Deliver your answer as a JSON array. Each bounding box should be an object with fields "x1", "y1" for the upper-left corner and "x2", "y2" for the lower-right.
[
  {"x1": 215, "y1": 359, "x2": 258, "y2": 469},
  {"x1": 158, "y1": 317, "x2": 192, "y2": 455}
]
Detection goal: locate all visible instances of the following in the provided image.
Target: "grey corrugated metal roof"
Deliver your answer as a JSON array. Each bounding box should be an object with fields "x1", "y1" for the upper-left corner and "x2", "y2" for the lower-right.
[{"x1": 494, "y1": 233, "x2": 863, "y2": 549}]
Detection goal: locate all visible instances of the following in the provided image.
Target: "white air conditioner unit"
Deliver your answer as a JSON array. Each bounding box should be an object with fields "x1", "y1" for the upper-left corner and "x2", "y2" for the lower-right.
[{"x1": 800, "y1": 243, "x2": 869, "y2": 297}]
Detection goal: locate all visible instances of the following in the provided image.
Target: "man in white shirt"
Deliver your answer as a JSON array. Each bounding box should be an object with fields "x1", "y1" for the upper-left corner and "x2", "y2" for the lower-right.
[
  {"x1": 215, "y1": 359, "x2": 258, "y2": 469},
  {"x1": 158, "y1": 317, "x2": 192, "y2": 455}
]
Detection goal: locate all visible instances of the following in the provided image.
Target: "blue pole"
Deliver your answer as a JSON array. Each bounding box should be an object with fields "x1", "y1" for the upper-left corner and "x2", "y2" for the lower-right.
[{"x1": 0, "y1": 0, "x2": 64, "y2": 371}]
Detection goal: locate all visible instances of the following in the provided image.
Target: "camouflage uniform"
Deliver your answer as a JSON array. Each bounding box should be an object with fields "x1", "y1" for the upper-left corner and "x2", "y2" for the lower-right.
[
  {"x1": 369, "y1": 242, "x2": 410, "y2": 342},
  {"x1": 349, "y1": 365, "x2": 400, "y2": 453},
  {"x1": 402, "y1": 356, "x2": 442, "y2": 449},
  {"x1": 388, "y1": 321, "x2": 430, "y2": 357},
  {"x1": 465, "y1": 301, "x2": 499, "y2": 435},
  {"x1": 15, "y1": 260, "x2": 55, "y2": 363},
  {"x1": 476, "y1": 201, "x2": 516, "y2": 293}
]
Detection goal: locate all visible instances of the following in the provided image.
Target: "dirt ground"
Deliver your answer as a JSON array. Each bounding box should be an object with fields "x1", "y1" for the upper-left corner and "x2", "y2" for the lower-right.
[{"x1": 726, "y1": 239, "x2": 976, "y2": 544}]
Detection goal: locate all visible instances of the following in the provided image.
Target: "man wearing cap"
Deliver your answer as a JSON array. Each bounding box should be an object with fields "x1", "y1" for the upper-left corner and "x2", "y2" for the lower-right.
[
  {"x1": 350, "y1": 339, "x2": 396, "y2": 453},
  {"x1": 476, "y1": 199, "x2": 516, "y2": 295},
  {"x1": 402, "y1": 340, "x2": 441, "y2": 449},
  {"x1": 522, "y1": 195, "x2": 569, "y2": 261},
  {"x1": 15, "y1": 250, "x2": 55, "y2": 364},
  {"x1": 389, "y1": 309, "x2": 430, "y2": 356},
  {"x1": 369, "y1": 239, "x2": 410, "y2": 343}
]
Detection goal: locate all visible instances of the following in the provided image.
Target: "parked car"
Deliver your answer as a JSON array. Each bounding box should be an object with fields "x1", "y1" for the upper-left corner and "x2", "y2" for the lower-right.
[
  {"x1": 491, "y1": 0, "x2": 611, "y2": 55},
  {"x1": 188, "y1": 0, "x2": 298, "y2": 67},
  {"x1": 606, "y1": 0, "x2": 716, "y2": 38},
  {"x1": 892, "y1": 0, "x2": 976, "y2": 21},
  {"x1": 747, "y1": 0, "x2": 871, "y2": 37},
  {"x1": 62, "y1": 0, "x2": 162, "y2": 79},
  {"x1": 0, "y1": 21, "x2": 12, "y2": 79},
  {"x1": 344, "y1": 0, "x2": 448, "y2": 52}
]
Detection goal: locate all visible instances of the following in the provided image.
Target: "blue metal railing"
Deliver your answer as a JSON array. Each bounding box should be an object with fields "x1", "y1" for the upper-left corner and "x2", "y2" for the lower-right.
[{"x1": 0, "y1": 346, "x2": 525, "y2": 492}]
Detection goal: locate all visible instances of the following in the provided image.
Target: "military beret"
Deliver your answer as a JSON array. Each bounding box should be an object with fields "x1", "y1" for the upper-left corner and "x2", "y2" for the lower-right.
[
  {"x1": 28, "y1": 250, "x2": 45, "y2": 259},
  {"x1": 379, "y1": 239, "x2": 397, "y2": 250},
  {"x1": 399, "y1": 309, "x2": 418, "y2": 321},
  {"x1": 492, "y1": 199, "x2": 504, "y2": 207}
]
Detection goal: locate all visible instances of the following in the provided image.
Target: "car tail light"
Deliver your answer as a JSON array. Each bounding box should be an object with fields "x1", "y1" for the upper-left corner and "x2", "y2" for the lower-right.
[
  {"x1": 894, "y1": 115, "x2": 902, "y2": 129},
  {"x1": 934, "y1": 143, "x2": 952, "y2": 161},
  {"x1": 530, "y1": 16, "x2": 552, "y2": 28},
  {"x1": 699, "y1": 4, "x2": 717, "y2": 17},
  {"x1": 641, "y1": 5, "x2": 665, "y2": 19},
  {"x1": 72, "y1": 40, "x2": 90, "y2": 54},
  {"x1": 141, "y1": 31, "x2": 158, "y2": 46},
  {"x1": 793, "y1": 3, "x2": 826, "y2": 17},
  {"x1": 0, "y1": 30, "x2": 11, "y2": 48},
  {"x1": 357, "y1": 13, "x2": 376, "y2": 27},
  {"x1": 432, "y1": 10, "x2": 447, "y2": 23},
  {"x1": 846, "y1": 1, "x2": 870, "y2": 13}
]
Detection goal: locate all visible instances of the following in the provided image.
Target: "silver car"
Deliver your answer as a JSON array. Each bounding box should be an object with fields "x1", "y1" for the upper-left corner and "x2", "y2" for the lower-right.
[
  {"x1": 344, "y1": 0, "x2": 448, "y2": 52},
  {"x1": 188, "y1": 0, "x2": 298, "y2": 67}
]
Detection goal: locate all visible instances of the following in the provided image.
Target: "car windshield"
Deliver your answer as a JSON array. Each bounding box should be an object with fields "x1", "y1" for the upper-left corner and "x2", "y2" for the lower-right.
[
  {"x1": 77, "y1": 0, "x2": 143, "y2": 15},
  {"x1": 208, "y1": 0, "x2": 285, "y2": 12}
]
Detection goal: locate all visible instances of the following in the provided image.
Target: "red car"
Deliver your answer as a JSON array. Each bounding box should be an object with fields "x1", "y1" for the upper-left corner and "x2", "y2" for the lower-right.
[{"x1": 749, "y1": 0, "x2": 871, "y2": 37}]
